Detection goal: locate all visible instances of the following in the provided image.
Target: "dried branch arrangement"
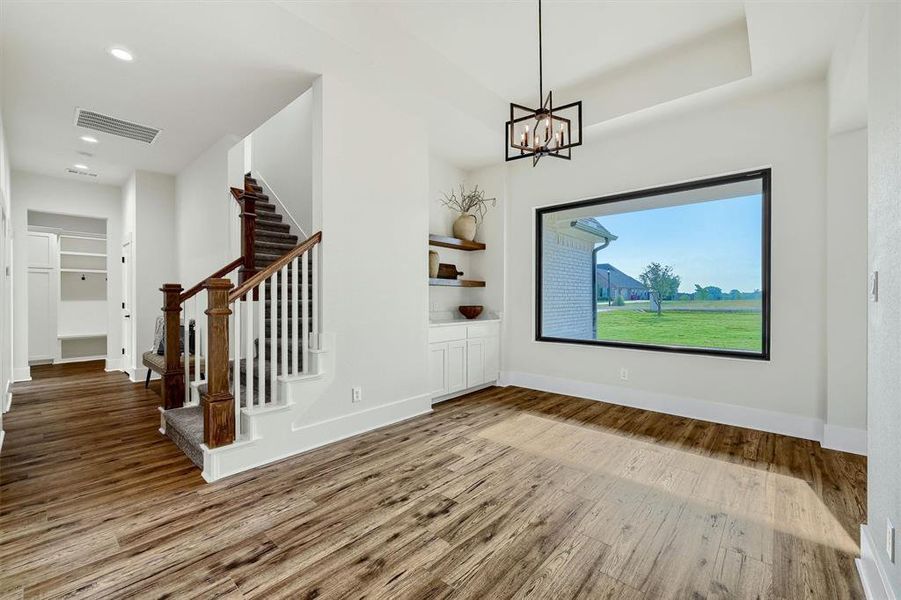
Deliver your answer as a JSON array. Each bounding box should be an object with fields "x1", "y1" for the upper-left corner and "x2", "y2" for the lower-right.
[{"x1": 440, "y1": 185, "x2": 497, "y2": 222}]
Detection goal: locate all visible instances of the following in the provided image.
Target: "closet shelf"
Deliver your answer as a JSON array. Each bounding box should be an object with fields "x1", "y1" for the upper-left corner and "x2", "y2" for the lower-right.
[
  {"x1": 60, "y1": 268, "x2": 107, "y2": 274},
  {"x1": 60, "y1": 251, "x2": 106, "y2": 258},
  {"x1": 58, "y1": 332, "x2": 107, "y2": 340}
]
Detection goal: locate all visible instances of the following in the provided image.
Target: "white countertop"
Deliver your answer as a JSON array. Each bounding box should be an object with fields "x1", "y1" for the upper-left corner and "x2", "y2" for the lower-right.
[{"x1": 429, "y1": 311, "x2": 501, "y2": 326}]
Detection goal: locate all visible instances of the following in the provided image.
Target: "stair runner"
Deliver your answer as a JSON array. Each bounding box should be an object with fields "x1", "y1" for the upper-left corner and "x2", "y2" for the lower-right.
[{"x1": 164, "y1": 173, "x2": 309, "y2": 467}]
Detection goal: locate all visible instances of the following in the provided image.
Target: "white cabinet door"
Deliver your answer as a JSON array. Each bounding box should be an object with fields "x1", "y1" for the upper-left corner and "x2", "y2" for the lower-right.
[
  {"x1": 447, "y1": 340, "x2": 467, "y2": 393},
  {"x1": 27, "y1": 232, "x2": 54, "y2": 269},
  {"x1": 428, "y1": 342, "x2": 448, "y2": 398},
  {"x1": 28, "y1": 270, "x2": 54, "y2": 361},
  {"x1": 466, "y1": 338, "x2": 485, "y2": 389},
  {"x1": 484, "y1": 336, "x2": 499, "y2": 383}
]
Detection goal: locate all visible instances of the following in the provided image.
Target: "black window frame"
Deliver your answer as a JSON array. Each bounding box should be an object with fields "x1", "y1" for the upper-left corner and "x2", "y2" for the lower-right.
[{"x1": 535, "y1": 168, "x2": 772, "y2": 361}]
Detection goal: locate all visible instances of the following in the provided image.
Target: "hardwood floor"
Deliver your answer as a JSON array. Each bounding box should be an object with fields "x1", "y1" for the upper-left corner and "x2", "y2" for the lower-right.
[{"x1": 1, "y1": 362, "x2": 866, "y2": 599}]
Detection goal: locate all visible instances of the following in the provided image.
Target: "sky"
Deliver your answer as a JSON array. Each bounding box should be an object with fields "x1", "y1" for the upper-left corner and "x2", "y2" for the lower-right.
[{"x1": 592, "y1": 194, "x2": 763, "y2": 293}]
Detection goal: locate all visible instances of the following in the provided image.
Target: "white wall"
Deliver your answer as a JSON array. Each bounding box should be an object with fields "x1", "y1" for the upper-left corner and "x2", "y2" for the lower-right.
[
  {"x1": 825, "y1": 127, "x2": 867, "y2": 442},
  {"x1": 130, "y1": 171, "x2": 177, "y2": 377},
  {"x1": 865, "y1": 2, "x2": 901, "y2": 595},
  {"x1": 307, "y1": 73, "x2": 431, "y2": 424},
  {"x1": 502, "y1": 80, "x2": 846, "y2": 445},
  {"x1": 10, "y1": 171, "x2": 123, "y2": 378},
  {"x1": 175, "y1": 135, "x2": 240, "y2": 286},
  {"x1": 0, "y1": 100, "x2": 12, "y2": 444},
  {"x1": 250, "y1": 89, "x2": 314, "y2": 236}
]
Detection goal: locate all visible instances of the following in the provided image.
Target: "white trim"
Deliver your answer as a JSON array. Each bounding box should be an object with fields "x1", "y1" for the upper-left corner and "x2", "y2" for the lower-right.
[
  {"x1": 857, "y1": 524, "x2": 898, "y2": 600},
  {"x1": 125, "y1": 366, "x2": 154, "y2": 383},
  {"x1": 202, "y1": 392, "x2": 432, "y2": 482},
  {"x1": 0, "y1": 430, "x2": 5, "y2": 452},
  {"x1": 105, "y1": 357, "x2": 124, "y2": 372},
  {"x1": 13, "y1": 367, "x2": 31, "y2": 382},
  {"x1": 3, "y1": 380, "x2": 11, "y2": 412},
  {"x1": 53, "y1": 355, "x2": 106, "y2": 365},
  {"x1": 253, "y1": 170, "x2": 308, "y2": 239},
  {"x1": 823, "y1": 423, "x2": 868, "y2": 456},
  {"x1": 500, "y1": 370, "x2": 867, "y2": 453}
]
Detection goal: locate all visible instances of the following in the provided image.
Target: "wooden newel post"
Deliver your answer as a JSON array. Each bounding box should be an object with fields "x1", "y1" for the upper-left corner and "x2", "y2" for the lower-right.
[
  {"x1": 161, "y1": 283, "x2": 184, "y2": 410},
  {"x1": 239, "y1": 194, "x2": 257, "y2": 290},
  {"x1": 202, "y1": 278, "x2": 235, "y2": 448}
]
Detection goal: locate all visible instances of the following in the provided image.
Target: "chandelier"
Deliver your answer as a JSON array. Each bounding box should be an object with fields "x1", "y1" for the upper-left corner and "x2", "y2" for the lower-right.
[{"x1": 505, "y1": 0, "x2": 582, "y2": 166}]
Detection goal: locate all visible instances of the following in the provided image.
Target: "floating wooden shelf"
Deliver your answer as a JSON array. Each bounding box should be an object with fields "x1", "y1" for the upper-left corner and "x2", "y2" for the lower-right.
[
  {"x1": 429, "y1": 278, "x2": 486, "y2": 288},
  {"x1": 429, "y1": 234, "x2": 486, "y2": 251}
]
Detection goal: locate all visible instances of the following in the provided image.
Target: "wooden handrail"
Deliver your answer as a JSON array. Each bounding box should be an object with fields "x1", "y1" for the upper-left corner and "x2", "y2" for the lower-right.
[
  {"x1": 179, "y1": 257, "x2": 243, "y2": 304},
  {"x1": 229, "y1": 231, "x2": 322, "y2": 303}
]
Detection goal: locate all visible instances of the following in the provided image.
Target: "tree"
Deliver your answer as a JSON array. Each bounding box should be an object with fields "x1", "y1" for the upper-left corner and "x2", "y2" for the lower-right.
[
  {"x1": 704, "y1": 286, "x2": 723, "y2": 301},
  {"x1": 639, "y1": 263, "x2": 680, "y2": 315},
  {"x1": 729, "y1": 289, "x2": 741, "y2": 300},
  {"x1": 693, "y1": 284, "x2": 708, "y2": 301}
]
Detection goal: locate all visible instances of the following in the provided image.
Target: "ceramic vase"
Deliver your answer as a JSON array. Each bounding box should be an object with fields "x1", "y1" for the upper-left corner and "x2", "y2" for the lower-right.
[
  {"x1": 428, "y1": 250, "x2": 440, "y2": 278},
  {"x1": 452, "y1": 213, "x2": 477, "y2": 241}
]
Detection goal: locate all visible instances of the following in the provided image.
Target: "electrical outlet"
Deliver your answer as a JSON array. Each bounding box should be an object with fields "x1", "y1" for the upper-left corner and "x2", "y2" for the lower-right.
[
  {"x1": 620, "y1": 368, "x2": 629, "y2": 381},
  {"x1": 887, "y1": 519, "x2": 895, "y2": 562},
  {"x1": 430, "y1": 302, "x2": 439, "y2": 312},
  {"x1": 352, "y1": 386, "x2": 362, "y2": 403}
]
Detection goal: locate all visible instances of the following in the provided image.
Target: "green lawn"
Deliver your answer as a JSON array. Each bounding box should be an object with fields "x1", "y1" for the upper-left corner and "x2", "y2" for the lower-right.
[{"x1": 596, "y1": 309, "x2": 762, "y2": 351}]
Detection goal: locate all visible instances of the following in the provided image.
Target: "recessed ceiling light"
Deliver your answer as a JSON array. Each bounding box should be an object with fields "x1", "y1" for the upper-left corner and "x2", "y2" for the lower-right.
[
  {"x1": 73, "y1": 164, "x2": 88, "y2": 170},
  {"x1": 80, "y1": 135, "x2": 98, "y2": 144},
  {"x1": 108, "y1": 47, "x2": 134, "y2": 62}
]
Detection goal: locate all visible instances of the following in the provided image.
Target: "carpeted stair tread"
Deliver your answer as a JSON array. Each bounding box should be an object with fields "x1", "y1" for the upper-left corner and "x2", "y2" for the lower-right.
[{"x1": 164, "y1": 406, "x2": 204, "y2": 468}]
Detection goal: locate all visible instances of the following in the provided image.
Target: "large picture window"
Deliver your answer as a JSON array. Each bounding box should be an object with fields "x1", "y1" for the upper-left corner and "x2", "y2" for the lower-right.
[{"x1": 536, "y1": 169, "x2": 771, "y2": 359}]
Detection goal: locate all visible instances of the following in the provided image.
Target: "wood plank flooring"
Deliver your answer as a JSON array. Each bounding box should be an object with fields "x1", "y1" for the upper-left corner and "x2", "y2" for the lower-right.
[{"x1": 0, "y1": 361, "x2": 866, "y2": 599}]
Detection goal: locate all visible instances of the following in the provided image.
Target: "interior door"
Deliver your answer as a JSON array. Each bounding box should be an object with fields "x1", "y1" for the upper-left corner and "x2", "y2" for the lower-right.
[{"x1": 121, "y1": 240, "x2": 132, "y2": 373}]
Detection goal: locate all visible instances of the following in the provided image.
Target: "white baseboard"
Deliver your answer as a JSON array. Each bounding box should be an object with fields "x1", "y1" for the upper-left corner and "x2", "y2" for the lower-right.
[
  {"x1": 203, "y1": 392, "x2": 432, "y2": 482},
  {"x1": 823, "y1": 423, "x2": 868, "y2": 456},
  {"x1": 54, "y1": 355, "x2": 106, "y2": 365},
  {"x1": 0, "y1": 430, "x2": 5, "y2": 452},
  {"x1": 3, "y1": 380, "x2": 11, "y2": 413},
  {"x1": 127, "y1": 366, "x2": 153, "y2": 383},
  {"x1": 105, "y1": 358, "x2": 124, "y2": 372},
  {"x1": 13, "y1": 367, "x2": 30, "y2": 382},
  {"x1": 500, "y1": 370, "x2": 866, "y2": 455},
  {"x1": 857, "y1": 524, "x2": 898, "y2": 600}
]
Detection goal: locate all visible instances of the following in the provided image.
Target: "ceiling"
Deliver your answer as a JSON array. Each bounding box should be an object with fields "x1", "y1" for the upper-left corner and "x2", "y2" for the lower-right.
[{"x1": 0, "y1": 1, "x2": 868, "y2": 184}]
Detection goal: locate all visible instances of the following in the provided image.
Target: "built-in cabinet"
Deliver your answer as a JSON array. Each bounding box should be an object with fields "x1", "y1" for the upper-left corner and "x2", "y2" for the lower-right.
[
  {"x1": 27, "y1": 230, "x2": 108, "y2": 365},
  {"x1": 429, "y1": 319, "x2": 500, "y2": 402}
]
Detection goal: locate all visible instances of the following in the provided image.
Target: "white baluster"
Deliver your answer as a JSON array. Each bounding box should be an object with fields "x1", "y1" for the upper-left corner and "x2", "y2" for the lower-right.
[
  {"x1": 302, "y1": 251, "x2": 309, "y2": 374},
  {"x1": 245, "y1": 294, "x2": 254, "y2": 411},
  {"x1": 194, "y1": 295, "x2": 201, "y2": 398},
  {"x1": 233, "y1": 296, "x2": 241, "y2": 438},
  {"x1": 281, "y1": 263, "x2": 288, "y2": 379},
  {"x1": 258, "y1": 277, "x2": 265, "y2": 408},
  {"x1": 292, "y1": 256, "x2": 299, "y2": 375},
  {"x1": 183, "y1": 299, "x2": 189, "y2": 406},
  {"x1": 269, "y1": 273, "x2": 277, "y2": 403},
  {"x1": 312, "y1": 244, "x2": 319, "y2": 350}
]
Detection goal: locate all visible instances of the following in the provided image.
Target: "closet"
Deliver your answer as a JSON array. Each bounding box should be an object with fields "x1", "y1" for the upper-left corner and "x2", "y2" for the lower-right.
[{"x1": 27, "y1": 213, "x2": 108, "y2": 365}]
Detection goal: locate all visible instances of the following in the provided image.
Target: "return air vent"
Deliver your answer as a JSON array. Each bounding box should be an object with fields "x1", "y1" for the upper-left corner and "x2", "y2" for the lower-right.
[
  {"x1": 74, "y1": 108, "x2": 161, "y2": 144},
  {"x1": 66, "y1": 168, "x2": 98, "y2": 178}
]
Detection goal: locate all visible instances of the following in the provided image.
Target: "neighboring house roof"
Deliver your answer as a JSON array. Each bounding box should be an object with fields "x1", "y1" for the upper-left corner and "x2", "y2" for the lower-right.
[
  {"x1": 596, "y1": 263, "x2": 647, "y2": 290},
  {"x1": 570, "y1": 218, "x2": 618, "y2": 242}
]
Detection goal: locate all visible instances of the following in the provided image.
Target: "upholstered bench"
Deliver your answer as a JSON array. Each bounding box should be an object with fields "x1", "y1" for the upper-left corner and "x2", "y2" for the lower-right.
[{"x1": 142, "y1": 351, "x2": 203, "y2": 389}]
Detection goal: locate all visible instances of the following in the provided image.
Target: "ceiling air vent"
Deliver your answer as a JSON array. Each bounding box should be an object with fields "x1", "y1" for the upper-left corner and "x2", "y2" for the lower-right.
[
  {"x1": 74, "y1": 108, "x2": 161, "y2": 144},
  {"x1": 66, "y1": 168, "x2": 98, "y2": 178}
]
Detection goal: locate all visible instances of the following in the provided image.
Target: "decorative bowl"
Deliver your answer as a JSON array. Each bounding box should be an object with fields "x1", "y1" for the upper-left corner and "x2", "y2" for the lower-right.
[{"x1": 458, "y1": 305, "x2": 484, "y2": 320}]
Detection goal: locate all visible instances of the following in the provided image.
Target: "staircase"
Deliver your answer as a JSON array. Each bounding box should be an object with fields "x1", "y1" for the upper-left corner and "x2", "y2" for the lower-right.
[{"x1": 161, "y1": 173, "x2": 316, "y2": 469}]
